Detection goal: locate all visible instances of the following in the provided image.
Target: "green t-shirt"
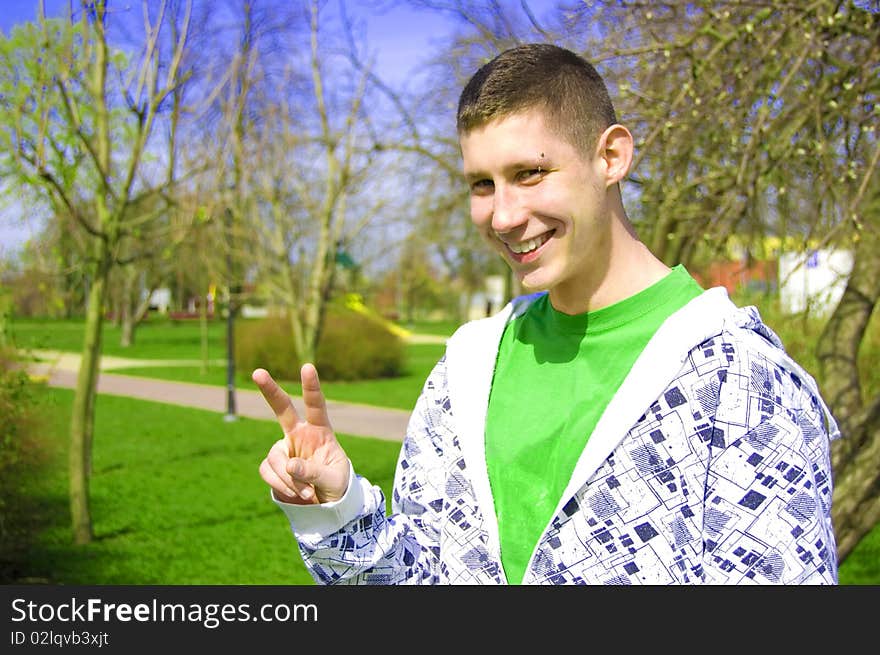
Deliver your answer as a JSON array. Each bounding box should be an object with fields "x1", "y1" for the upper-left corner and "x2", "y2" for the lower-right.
[{"x1": 484, "y1": 265, "x2": 703, "y2": 584}]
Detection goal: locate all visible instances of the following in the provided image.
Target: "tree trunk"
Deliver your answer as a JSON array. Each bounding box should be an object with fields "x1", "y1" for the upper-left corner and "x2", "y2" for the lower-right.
[
  {"x1": 120, "y1": 314, "x2": 134, "y2": 347},
  {"x1": 0, "y1": 289, "x2": 9, "y2": 349},
  {"x1": 817, "y1": 225, "x2": 880, "y2": 563},
  {"x1": 120, "y1": 271, "x2": 155, "y2": 349},
  {"x1": 59, "y1": 220, "x2": 76, "y2": 319},
  {"x1": 828, "y1": 397, "x2": 880, "y2": 559},
  {"x1": 298, "y1": 223, "x2": 334, "y2": 366},
  {"x1": 120, "y1": 269, "x2": 134, "y2": 347},
  {"x1": 200, "y1": 282, "x2": 209, "y2": 376},
  {"x1": 69, "y1": 240, "x2": 111, "y2": 545}
]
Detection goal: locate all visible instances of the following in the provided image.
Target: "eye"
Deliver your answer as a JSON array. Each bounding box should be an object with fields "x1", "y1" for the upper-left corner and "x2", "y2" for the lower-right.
[
  {"x1": 470, "y1": 178, "x2": 494, "y2": 195},
  {"x1": 517, "y1": 168, "x2": 546, "y2": 184}
]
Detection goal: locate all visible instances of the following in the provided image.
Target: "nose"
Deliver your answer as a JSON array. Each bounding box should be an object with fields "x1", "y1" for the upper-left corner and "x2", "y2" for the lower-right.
[{"x1": 491, "y1": 182, "x2": 527, "y2": 234}]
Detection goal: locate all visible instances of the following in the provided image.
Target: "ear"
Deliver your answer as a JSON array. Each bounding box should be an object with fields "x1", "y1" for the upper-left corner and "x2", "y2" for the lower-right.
[{"x1": 595, "y1": 124, "x2": 634, "y2": 187}]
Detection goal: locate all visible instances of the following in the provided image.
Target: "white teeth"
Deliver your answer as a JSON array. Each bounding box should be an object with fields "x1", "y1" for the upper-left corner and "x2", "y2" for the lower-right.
[{"x1": 508, "y1": 234, "x2": 549, "y2": 254}]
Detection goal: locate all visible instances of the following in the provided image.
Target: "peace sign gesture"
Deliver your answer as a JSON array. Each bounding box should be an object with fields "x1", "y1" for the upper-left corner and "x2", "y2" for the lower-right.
[{"x1": 254, "y1": 364, "x2": 350, "y2": 505}]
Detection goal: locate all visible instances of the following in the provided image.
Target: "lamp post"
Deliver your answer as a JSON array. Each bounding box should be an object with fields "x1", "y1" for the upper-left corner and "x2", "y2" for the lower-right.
[{"x1": 224, "y1": 205, "x2": 237, "y2": 422}]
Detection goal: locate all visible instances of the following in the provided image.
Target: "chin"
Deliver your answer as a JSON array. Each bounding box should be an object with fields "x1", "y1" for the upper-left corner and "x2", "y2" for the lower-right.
[{"x1": 517, "y1": 272, "x2": 554, "y2": 294}]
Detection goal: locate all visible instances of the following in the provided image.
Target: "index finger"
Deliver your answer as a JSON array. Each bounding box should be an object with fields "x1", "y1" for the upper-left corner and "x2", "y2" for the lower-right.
[{"x1": 252, "y1": 368, "x2": 301, "y2": 436}]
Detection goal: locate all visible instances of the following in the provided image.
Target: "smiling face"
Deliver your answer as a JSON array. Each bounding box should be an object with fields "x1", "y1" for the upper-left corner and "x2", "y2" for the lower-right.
[{"x1": 461, "y1": 110, "x2": 615, "y2": 312}]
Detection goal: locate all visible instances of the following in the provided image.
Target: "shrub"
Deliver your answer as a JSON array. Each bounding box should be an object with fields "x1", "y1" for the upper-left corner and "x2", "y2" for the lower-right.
[
  {"x1": 0, "y1": 349, "x2": 37, "y2": 479},
  {"x1": 235, "y1": 303, "x2": 405, "y2": 382},
  {"x1": 234, "y1": 313, "x2": 297, "y2": 380},
  {"x1": 0, "y1": 348, "x2": 44, "y2": 582}
]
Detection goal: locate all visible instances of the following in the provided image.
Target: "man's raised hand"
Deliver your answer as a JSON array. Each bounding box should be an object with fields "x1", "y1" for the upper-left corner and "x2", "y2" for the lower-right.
[{"x1": 254, "y1": 364, "x2": 350, "y2": 505}]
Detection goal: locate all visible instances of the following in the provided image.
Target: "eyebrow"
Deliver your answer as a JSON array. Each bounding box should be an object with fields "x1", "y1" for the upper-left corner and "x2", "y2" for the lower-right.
[
  {"x1": 462, "y1": 155, "x2": 550, "y2": 182},
  {"x1": 462, "y1": 170, "x2": 488, "y2": 183}
]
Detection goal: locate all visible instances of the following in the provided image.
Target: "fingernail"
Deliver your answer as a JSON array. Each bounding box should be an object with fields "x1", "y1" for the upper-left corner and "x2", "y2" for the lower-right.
[{"x1": 300, "y1": 487, "x2": 312, "y2": 500}]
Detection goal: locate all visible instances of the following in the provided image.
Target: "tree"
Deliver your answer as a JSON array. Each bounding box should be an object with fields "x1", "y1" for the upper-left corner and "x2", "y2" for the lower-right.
[
  {"x1": 0, "y1": 0, "x2": 193, "y2": 544},
  {"x1": 564, "y1": 0, "x2": 879, "y2": 562},
  {"x1": 394, "y1": 232, "x2": 446, "y2": 322},
  {"x1": 349, "y1": 0, "x2": 535, "y2": 316},
  {"x1": 240, "y1": 0, "x2": 414, "y2": 364},
  {"x1": 398, "y1": 0, "x2": 879, "y2": 563}
]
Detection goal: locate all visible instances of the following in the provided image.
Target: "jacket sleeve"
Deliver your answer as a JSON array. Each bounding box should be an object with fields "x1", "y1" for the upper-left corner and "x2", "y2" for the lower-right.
[
  {"x1": 274, "y1": 357, "x2": 453, "y2": 584},
  {"x1": 698, "y1": 335, "x2": 839, "y2": 584}
]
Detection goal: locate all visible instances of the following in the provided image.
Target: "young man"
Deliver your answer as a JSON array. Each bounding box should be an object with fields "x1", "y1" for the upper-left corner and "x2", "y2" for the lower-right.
[{"x1": 255, "y1": 43, "x2": 840, "y2": 584}]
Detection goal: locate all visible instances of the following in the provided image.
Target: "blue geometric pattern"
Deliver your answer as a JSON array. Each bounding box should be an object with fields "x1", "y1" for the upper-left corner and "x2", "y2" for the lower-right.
[{"x1": 293, "y1": 301, "x2": 838, "y2": 585}]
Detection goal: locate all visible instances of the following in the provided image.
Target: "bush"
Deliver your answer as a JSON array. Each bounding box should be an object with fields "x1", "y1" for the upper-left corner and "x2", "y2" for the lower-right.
[
  {"x1": 0, "y1": 349, "x2": 38, "y2": 479},
  {"x1": 235, "y1": 303, "x2": 405, "y2": 382},
  {"x1": 0, "y1": 348, "x2": 44, "y2": 582},
  {"x1": 234, "y1": 314, "x2": 296, "y2": 380}
]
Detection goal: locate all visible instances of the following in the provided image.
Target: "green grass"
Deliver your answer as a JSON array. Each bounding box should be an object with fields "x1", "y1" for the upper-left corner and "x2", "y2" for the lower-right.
[
  {"x1": 8, "y1": 313, "x2": 880, "y2": 582},
  {"x1": 8, "y1": 388, "x2": 880, "y2": 585},
  {"x1": 7, "y1": 385, "x2": 401, "y2": 585},
  {"x1": 839, "y1": 529, "x2": 880, "y2": 585},
  {"x1": 10, "y1": 315, "x2": 457, "y2": 359},
  {"x1": 401, "y1": 319, "x2": 462, "y2": 336},
  {"x1": 10, "y1": 317, "x2": 451, "y2": 411},
  {"x1": 9, "y1": 316, "x2": 228, "y2": 360},
  {"x1": 112, "y1": 342, "x2": 446, "y2": 411},
  {"x1": 8, "y1": 384, "x2": 878, "y2": 585}
]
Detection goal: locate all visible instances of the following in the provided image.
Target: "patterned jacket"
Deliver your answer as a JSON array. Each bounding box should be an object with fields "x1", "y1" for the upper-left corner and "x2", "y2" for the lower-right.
[{"x1": 275, "y1": 287, "x2": 840, "y2": 584}]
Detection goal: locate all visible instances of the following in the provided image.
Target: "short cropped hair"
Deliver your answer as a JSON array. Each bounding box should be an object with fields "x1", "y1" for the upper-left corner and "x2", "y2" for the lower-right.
[{"x1": 457, "y1": 43, "x2": 618, "y2": 155}]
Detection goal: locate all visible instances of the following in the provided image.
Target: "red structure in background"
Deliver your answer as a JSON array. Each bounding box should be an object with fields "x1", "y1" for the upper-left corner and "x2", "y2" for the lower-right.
[{"x1": 691, "y1": 259, "x2": 778, "y2": 295}]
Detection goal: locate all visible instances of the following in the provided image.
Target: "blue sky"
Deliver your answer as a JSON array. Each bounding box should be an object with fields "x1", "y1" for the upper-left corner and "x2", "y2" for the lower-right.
[
  {"x1": 0, "y1": 0, "x2": 559, "y2": 256},
  {"x1": 0, "y1": 0, "x2": 460, "y2": 255},
  {"x1": 0, "y1": 1, "x2": 559, "y2": 88}
]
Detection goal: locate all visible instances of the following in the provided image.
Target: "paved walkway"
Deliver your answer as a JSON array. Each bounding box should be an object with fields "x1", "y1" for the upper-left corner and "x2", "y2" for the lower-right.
[{"x1": 26, "y1": 350, "x2": 414, "y2": 442}]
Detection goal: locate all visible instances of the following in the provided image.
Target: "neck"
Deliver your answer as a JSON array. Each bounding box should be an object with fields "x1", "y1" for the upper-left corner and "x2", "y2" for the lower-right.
[{"x1": 549, "y1": 212, "x2": 670, "y2": 315}]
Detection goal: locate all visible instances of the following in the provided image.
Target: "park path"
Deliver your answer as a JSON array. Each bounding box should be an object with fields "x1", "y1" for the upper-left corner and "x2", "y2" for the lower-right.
[{"x1": 25, "y1": 349, "x2": 421, "y2": 442}]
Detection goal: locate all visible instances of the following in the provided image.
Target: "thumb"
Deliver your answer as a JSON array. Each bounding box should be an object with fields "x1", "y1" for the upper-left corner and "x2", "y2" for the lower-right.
[
  {"x1": 287, "y1": 456, "x2": 320, "y2": 485},
  {"x1": 286, "y1": 455, "x2": 349, "y2": 504}
]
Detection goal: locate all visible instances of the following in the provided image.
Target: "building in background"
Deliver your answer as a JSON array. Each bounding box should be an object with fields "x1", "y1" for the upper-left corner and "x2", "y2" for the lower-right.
[
  {"x1": 692, "y1": 258, "x2": 778, "y2": 296},
  {"x1": 778, "y1": 249, "x2": 853, "y2": 317},
  {"x1": 467, "y1": 275, "x2": 506, "y2": 321},
  {"x1": 146, "y1": 288, "x2": 171, "y2": 314}
]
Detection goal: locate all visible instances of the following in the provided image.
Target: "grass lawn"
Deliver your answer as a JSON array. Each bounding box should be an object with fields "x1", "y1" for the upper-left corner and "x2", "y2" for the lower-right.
[
  {"x1": 114, "y1": 342, "x2": 446, "y2": 411},
  {"x1": 400, "y1": 319, "x2": 462, "y2": 336},
  {"x1": 9, "y1": 316, "x2": 229, "y2": 360},
  {"x1": 7, "y1": 314, "x2": 880, "y2": 583},
  {"x1": 839, "y1": 529, "x2": 880, "y2": 585},
  {"x1": 4, "y1": 385, "x2": 400, "y2": 585},
  {"x1": 11, "y1": 317, "x2": 449, "y2": 411},
  {"x1": 4, "y1": 385, "x2": 878, "y2": 584}
]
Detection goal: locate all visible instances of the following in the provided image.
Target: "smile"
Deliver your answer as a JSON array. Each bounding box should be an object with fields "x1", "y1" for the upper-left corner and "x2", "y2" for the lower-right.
[{"x1": 505, "y1": 232, "x2": 552, "y2": 254}]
